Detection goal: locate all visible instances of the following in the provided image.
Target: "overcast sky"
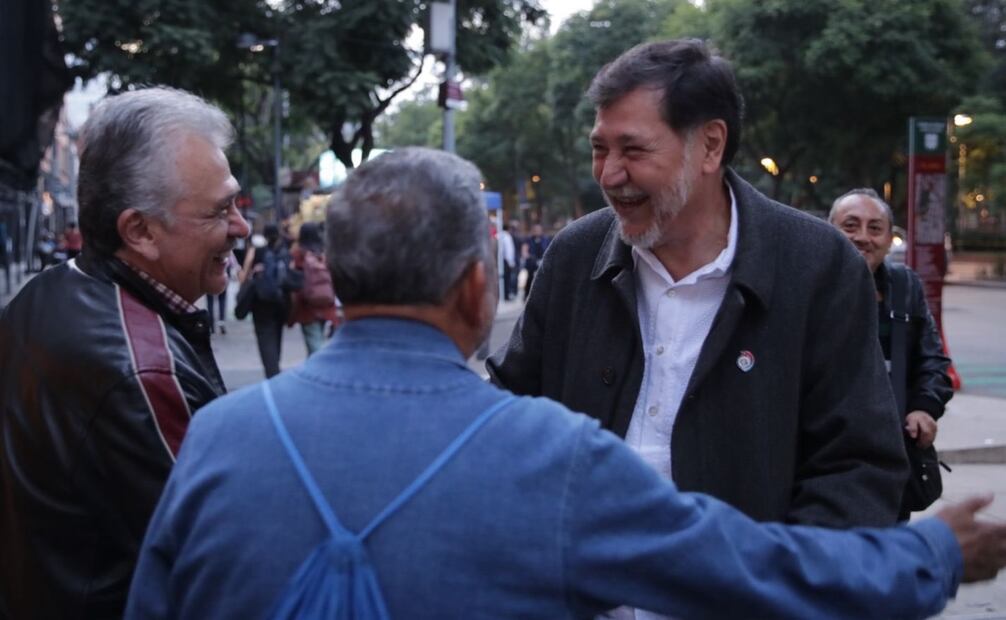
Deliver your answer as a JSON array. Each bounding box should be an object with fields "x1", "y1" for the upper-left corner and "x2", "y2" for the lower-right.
[{"x1": 541, "y1": 0, "x2": 594, "y2": 33}]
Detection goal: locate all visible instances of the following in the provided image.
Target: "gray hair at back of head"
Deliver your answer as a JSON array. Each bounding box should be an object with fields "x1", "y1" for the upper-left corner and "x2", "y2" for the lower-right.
[
  {"x1": 77, "y1": 86, "x2": 234, "y2": 257},
  {"x1": 829, "y1": 188, "x2": 895, "y2": 227},
  {"x1": 326, "y1": 147, "x2": 490, "y2": 305}
]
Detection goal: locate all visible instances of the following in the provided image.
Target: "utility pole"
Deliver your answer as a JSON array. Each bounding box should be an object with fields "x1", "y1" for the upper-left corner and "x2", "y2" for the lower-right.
[
  {"x1": 272, "y1": 42, "x2": 283, "y2": 219},
  {"x1": 430, "y1": 0, "x2": 458, "y2": 153},
  {"x1": 443, "y1": 39, "x2": 457, "y2": 153},
  {"x1": 236, "y1": 33, "x2": 283, "y2": 220}
]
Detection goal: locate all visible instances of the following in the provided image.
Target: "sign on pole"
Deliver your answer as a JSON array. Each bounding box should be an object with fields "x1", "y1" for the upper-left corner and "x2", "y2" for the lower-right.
[
  {"x1": 906, "y1": 117, "x2": 948, "y2": 324},
  {"x1": 906, "y1": 116, "x2": 961, "y2": 389}
]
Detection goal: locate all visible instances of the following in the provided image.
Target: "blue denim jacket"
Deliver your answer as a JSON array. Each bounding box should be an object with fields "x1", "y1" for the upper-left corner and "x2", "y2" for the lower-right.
[{"x1": 127, "y1": 318, "x2": 961, "y2": 619}]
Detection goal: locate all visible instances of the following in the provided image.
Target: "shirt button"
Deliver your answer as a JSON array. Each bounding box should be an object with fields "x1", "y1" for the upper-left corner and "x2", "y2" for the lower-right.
[
  {"x1": 665, "y1": 290, "x2": 675, "y2": 298},
  {"x1": 656, "y1": 345, "x2": 665, "y2": 355},
  {"x1": 648, "y1": 405, "x2": 658, "y2": 417}
]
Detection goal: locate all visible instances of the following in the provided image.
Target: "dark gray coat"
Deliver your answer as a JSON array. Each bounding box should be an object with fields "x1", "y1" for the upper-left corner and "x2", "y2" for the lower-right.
[{"x1": 488, "y1": 170, "x2": 908, "y2": 527}]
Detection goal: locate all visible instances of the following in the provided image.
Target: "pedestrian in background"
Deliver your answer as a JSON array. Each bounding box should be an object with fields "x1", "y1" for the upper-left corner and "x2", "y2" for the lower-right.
[
  {"x1": 0, "y1": 86, "x2": 248, "y2": 617},
  {"x1": 520, "y1": 222, "x2": 549, "y2": 299},
  {"x1": 499, "y1": 221, "x2": 517, "y2": 300},
  {"x1": 287, "y1": 221, "x2": 337, "y2": 355},
  {"x1": 830, "y1": 188, "x2": 953, "y2": 520},
  {"x1": 241, "y1": 223, "x2": 292, "y2": 377},
  {"x1": 205, "y1": 252, "x2": 237, "y2": 334},
  {"x1": 59, "y1": 221, "x2": 83, "y2": 260}
]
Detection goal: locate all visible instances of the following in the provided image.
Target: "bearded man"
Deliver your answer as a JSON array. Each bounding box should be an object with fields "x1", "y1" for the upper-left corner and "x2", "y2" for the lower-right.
[{"x1": 488, "y1": 39, "x2": 908, "y2": 534}]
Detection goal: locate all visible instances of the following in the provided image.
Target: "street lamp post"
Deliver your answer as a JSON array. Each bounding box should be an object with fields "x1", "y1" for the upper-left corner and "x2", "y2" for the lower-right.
[{"x1": 237, "y1": 33, "x2": 284, "y2": 221}]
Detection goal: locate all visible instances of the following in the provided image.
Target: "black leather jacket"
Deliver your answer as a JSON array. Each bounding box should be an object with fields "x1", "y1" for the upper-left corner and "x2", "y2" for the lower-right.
[
  {"x1": 0, "y1": 253, "x2": 225, "y2": 619},
  {"x1": 876, "y1": 262, "x2": 953, "y2": 419}
]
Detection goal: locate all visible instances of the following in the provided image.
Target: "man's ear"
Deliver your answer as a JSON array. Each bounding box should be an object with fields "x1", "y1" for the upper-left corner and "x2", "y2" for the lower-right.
[
  {"x1": 456, "y1": 260, "x2": 489, "y2": 329},
  {"x1": 116, "y1": 208, "x2": 160, "y2": 262},
  {"x1": 698, "y1": 119, "x2": 728, "y2": 174}
]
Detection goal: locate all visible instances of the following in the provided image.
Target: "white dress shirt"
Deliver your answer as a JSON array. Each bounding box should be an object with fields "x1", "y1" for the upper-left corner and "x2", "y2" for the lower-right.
[
  {"x1": 625, "y1": 184, "x2": 738, "y2": 479},
  {"x1": 499, "y1": 230, "x2": 516, "y2": 267},
  {"x1": 607, "y1": 184, "x2": 738, "y2": 620}
]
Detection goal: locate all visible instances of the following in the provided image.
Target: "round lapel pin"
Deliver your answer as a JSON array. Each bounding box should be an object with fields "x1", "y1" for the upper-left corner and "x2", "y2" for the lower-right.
[{"x1": 736, "y1": 350, "x2": 755, "y2": 373}]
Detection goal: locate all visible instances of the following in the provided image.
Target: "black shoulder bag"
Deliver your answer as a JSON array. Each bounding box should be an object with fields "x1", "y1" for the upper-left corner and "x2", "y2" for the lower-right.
[{"x1": 888, "y1": 264, "x2": 949, "y2": 512}]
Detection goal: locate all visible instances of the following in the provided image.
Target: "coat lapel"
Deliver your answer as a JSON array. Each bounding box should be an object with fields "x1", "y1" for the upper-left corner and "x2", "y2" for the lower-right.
[
  {"x1": 684, "y1": 170, "x2": 774, "y2": 395},
  {"x1": 591, "y1": 214, "x2": 638, "y2": 320},
  {"x1": 591, "y1": 214, "x2": 644, "y2": 436}
]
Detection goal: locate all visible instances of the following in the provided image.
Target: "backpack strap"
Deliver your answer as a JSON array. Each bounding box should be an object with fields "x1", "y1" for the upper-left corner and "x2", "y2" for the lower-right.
[
  {"x1": 358, "y1": 395, "x2": 517, "y2": 541},
  {"x1": 263, "y1": 381, "x2": 349, "y2": 538},
  {"x1": 887, "y1": 263, "x2": 910, "y2": 415},
  {"x1": 262, "y1": 380, "x2": 517, "y2": 542}
]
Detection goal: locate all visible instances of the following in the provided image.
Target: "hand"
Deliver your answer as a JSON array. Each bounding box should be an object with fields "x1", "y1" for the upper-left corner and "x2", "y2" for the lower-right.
[
  {"x1": 905, "y1": 410, "x2": 938, "y2": 448},
  {"x1": 936, "y1": 495, "x2": 1006, "y2": 583}
]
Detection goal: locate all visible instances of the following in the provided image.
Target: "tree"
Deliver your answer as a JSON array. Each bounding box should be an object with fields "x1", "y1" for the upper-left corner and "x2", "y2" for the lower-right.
[
  {"x1": 280, "y1": 0, "x2": 545, "y2": 169},
  {"x1": 965, "y1": 0, "x2": 1006, "y2": 104},
  {"x1": 57, "y1": 0, "x2": 545, "y2": 171},
  {"x1": 57, "y1": 0, "x2": 318, "y2": 195},
  {"x1": 953, "y1": 95, "x2": 1006, "y2": 225},
  {"x1": 701, "y1": 0, "x2": 985, "y2": 207},
  {"x1": 457, "y1": 39, "x2": 557, "y2": 221},
  {"x1": 59, "y1": 0, "x2": 268, "y2": 107},
  {"x1": 374, "y1": 89, "x2": 442, "y2": 149}
]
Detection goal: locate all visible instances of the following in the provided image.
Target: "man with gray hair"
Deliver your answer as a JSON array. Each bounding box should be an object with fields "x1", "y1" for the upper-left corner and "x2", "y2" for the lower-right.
[
  {"x1": 0, "y1": 86, "x2": 249, "y2": 617},
  {"x1": 129, "y1": 147, "x2": 1006, "y2": 620},
  {"x1": 830, "y1": 188, "x2": 953, "y2": 520}
]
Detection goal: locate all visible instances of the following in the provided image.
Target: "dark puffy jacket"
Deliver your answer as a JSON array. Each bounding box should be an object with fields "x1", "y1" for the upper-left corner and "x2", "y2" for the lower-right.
[
  {"x1": 877, "y1": 262, "x2": 953, "y2": 419},
  {"x1": 0, "y1": 253, "x2": 225, "y2": 619}
]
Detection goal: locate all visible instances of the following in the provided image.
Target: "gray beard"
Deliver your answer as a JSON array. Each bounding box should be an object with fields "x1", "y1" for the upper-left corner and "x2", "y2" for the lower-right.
[{"x1": 611, "y1": 170, "x2": 692, "y2": 249}]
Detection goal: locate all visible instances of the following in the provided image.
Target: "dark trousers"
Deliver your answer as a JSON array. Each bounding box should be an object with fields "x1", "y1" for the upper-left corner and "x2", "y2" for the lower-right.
[
  {"x1": 503, "y1": 262, "x2": 517, "y2": 300},
  {"x1": 524, "y1": 266, "x2": 538, "y2": 300},
  {"x1": 206, "y1": 291, "x2": 227, "y2": 322},
  {"x1": 252, "y1": 303, "x2": 286, "y2": 378}
]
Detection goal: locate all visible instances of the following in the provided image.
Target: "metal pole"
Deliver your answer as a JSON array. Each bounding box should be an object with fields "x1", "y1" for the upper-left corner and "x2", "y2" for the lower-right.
[
  {"x1": 239, "y1": 78, "x2": 248, "y2": 195},
  {"x1": 442, "y1": 0, "x2": 456, "y2": 154},
  {"x1": 272, "y1": 43, "x2": 283, "y2": 220}
]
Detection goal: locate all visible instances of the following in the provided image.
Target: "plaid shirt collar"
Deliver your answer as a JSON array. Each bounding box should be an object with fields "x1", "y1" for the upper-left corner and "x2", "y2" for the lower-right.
[{"x1": 121, "y1": 260, "x2": 200, "y2": 315}]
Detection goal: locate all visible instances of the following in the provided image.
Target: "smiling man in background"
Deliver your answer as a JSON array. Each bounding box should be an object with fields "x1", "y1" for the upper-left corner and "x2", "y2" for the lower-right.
[
  {"x1": 0, "y1": 86, "x2": 250, "y2": 618},
  {"x1": 830, "y1": 188, "x2": 953, "y2": 521}
]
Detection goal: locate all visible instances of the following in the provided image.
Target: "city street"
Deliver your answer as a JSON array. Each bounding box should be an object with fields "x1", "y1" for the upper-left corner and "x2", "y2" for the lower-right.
[
  {"x1": 217, "y1": 281, "x2": 1006, "y2": 393},
  {"x1": 945, "y1": 284, "x2": 1006, "y2": 399}
]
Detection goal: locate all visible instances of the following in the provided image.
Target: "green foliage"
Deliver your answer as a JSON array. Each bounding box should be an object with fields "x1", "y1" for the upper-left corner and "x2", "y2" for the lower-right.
[
  {"x1": 279, "y1": 0, "x2": 544, "y2": 168},
  {"x1": 375, "y1": 89, "x2": 442, "y2": 148},
  {"x1": 964, "y1": 0, "x2": 1006, "y2": 104},
  {"x1": 57, "y1": 0, "x2": 543, "y2": 173},
  {"x1": 954, "y1": 95, "x2": 1006, "y2": 218},
  {"x1": 59, "y1": 0, "x2": 269, "y2": 108},
  {"x1": 704, "y1": 0, "x2": 985, "y2": 205}
]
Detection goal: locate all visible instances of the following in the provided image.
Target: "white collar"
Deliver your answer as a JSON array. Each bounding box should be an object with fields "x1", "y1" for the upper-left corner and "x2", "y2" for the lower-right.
[{"x1": 631, "y1": 179, "x2": 738, "y2": 286}]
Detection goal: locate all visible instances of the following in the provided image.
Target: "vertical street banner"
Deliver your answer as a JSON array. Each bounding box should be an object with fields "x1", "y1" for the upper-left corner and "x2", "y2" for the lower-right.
[
  {"x1": 906, "y1": 117, "x2": 948, "y2": 328},
  {"x1": 906, "y1": 116, "x2": 961, "y2": 389}
]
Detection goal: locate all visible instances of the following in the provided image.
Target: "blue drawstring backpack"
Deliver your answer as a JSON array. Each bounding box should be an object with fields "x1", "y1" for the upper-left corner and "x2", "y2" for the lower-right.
[{"x1": 261, "y1": 381, "x2": 515, "y2": 620}]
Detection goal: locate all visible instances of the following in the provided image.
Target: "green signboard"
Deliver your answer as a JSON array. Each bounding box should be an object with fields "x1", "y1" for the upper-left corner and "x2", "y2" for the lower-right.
[{"x1": 909, "y1": 117, "x2": 947, "y2": 156}]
